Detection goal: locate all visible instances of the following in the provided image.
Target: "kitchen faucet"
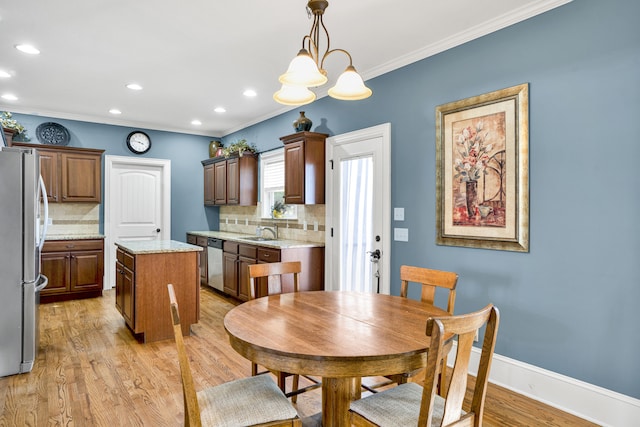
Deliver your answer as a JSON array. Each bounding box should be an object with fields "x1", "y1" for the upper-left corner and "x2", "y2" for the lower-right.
[{"x1": 256, "y1": 225, "x2": 278, "y2": 239}]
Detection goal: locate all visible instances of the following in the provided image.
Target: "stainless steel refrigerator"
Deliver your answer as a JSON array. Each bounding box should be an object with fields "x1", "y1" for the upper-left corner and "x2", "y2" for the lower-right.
[{"x1": 0, "y1": 141, "x2": 49, "y2": 376}]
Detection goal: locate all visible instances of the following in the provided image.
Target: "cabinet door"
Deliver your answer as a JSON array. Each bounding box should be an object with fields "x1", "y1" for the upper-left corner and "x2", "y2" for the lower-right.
[
  {"x1": 122, "y1": 267, "x2": 135, "y2": 329},
  {"x1": 203, "y1": 164, "x2": 215, "y2": 205},
  {"x1": 284, "y1": 141, "x2": 305, "y2": 204},
  {"x1": 214, "y1": 161, "x2": 227, "y2": 205},
  {"x1": 61, "y1": 152, "x2": 101, "y2": 202},
  {"x1": 69, "y1": 250, "x2": 104, "y2": 292},
  {"x1": 115, "y1": 261, "x2": 125, "y2": 314},
  {"x1": 238, "y1": 255, "x2": 256, "y2": 301},
  {"x1": 223, "y1": 252, "x2": 238, "y2": 296},
  {"x1": 39, "y1": 149, "x2": 59, "y2": 202},
  {"x1": 226, "y1": 158, "x2": 240, "y2": 205},
  {"x1": 40, "y1": 252, "x2": 69, "y2": 295}
]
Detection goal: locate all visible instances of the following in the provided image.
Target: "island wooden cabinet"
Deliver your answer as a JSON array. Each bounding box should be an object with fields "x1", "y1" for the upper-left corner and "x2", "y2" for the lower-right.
[
  {"x1": 40, "y1": 239, "x2": 104, "y2": 303},
  {"x1": 12, "y1": 142, "x2": 104, "y2": 203},
  {"x1": 202, "y1": 154, "x2": 257, "y2": 206},
  {"x1": 222, "y1": 240, "x2": 324, "y2": 301},
  {"x1": 280, "y1": 131, "x2": 328, "y2": 205},
  {"x1": 114, "y1": 244, "x2": 200, "y2": 343}
]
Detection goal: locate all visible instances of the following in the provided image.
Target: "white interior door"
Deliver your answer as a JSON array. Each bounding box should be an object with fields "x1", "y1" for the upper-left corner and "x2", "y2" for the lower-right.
[
  {"x1": 104, "y1": 155, "x2": 171, "y2": 289},
  {"x1": 325, "y1": 123, "x2": 391, "y2": 294}
]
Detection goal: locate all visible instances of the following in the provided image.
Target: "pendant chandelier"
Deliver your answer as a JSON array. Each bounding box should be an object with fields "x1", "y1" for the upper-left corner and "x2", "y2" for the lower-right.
[{"x1": 274, "y1": 0, "x2": 372, "y2": 106}]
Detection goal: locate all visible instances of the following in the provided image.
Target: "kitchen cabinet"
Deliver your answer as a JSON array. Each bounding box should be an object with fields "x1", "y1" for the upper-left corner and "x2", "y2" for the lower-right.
[
  {"x1": 40, "y1": 239, "x2": 104, "y2": 303},
  {"x1": 115, "y1": 244, "x2": 200, "y2": 343},
  {"x1": 280, "y1": 131, "x2": 328, "y2": 205},
  {"x1": 222, "y1": 240, "x2": 324, "y2": 301},
  {"x1": 201, "y1": 154, "x2": 257, "y2": 206},
  {"x1": 13, "y1": 143, "x2": 104, "y2": 203},
  {"x1": 203, "y1": 163, "x2": 215, "y2": 205},
  {"x1": 186, "y1": 233, "x2": 208, "y2": 286}
]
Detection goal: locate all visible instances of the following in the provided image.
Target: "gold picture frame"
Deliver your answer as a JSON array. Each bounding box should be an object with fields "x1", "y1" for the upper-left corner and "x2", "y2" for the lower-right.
[{"x1": 436, "y1": 83, "x2": 529, "y2": 252}]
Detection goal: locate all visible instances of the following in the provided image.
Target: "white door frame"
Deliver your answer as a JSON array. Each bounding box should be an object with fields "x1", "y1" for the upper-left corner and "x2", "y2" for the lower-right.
[
  {"x1": 104, "y1": 155, "x2": 171, "y2": 289},
  {"x1": 325, "y1": 123, "x2": 391, "y2": 294}
]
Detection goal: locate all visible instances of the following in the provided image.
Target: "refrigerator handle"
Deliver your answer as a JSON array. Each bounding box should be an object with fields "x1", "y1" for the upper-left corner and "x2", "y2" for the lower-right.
[
  {"x1": 35, "y1": 274, "x2": 49, "y2": 292},
  {"x1": 38, "y1": 175, "x2": 49, "y2": 251}
]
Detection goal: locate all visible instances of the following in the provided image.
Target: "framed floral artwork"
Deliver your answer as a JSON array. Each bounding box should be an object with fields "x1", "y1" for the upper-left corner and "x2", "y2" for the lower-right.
[{"x1": 435, "y1": 83, "x2": 529, "y2": 252}]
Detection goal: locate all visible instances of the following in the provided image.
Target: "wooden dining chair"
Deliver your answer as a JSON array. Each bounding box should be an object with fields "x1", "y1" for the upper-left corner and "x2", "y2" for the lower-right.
[
  {"x1": 167, "y1": 284, "x2": 302, "y2": 427},
  {"x1": 386, "y1": 266, "x2": 458, "y2": 393},
  {"x1": 247, "y1": 262, "x2": 321, "y2": 403},
  {"x1": 349, "y1": 304, "x2": 500, "y2": 427}
]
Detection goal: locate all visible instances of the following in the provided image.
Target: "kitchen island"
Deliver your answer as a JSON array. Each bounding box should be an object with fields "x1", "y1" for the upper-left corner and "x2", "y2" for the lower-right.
[{"x1": 114, "y1": 240, "x2": 202, "y2": 343}]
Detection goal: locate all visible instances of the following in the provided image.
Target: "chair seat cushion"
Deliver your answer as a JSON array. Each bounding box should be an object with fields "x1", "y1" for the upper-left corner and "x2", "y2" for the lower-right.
[
  {"x1": 349, "y1": 382, "x2": 448, "y2": 426},
  {"x1": 198, "y1": 374, "x2": 299, "y2": 427}
]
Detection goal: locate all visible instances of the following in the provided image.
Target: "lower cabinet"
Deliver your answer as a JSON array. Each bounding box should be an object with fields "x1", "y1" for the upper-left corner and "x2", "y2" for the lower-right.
[
  {"x1": 186, "y1": 233, "x2": 208, "y2": 286},
  {"x1": 114, "y1": 246, "x2": 199, "y2": 343},
  {"x1": 222, "y1": 241, "x2": 324, "y2": 301},
  {"x1": 40, "y1": 239, "x2": 104, "y2": 303}
]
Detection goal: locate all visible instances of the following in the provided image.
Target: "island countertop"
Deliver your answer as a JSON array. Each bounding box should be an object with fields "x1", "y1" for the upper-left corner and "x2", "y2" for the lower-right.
[{"x1": 115, "y1": 239, "x2": 203, "y2": 255}]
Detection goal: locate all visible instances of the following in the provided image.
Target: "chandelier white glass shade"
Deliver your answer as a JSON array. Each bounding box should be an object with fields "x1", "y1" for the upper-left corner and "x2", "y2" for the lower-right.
[
  {"x1": 273, "y1": 0, "x2": 372, "y2": 106},
  {"x1": 273, "y1": 84, "x2": 316, "y2": 106}
]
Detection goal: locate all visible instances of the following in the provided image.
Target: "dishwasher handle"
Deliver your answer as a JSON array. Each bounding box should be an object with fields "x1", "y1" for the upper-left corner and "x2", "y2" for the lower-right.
[{"x1": 207, "y1": 238, "x2": 224, "y2": 249}]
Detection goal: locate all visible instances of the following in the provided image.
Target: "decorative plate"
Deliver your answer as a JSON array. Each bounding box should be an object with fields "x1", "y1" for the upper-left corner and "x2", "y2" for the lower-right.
[{"x1": 36, "y1": 122, "x2": 70, "y2": 146}]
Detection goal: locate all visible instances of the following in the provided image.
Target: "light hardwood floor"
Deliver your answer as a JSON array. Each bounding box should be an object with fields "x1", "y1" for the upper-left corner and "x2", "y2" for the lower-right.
[{"x1": 0, "y1": 288, "x2": 598, "y2": 426}]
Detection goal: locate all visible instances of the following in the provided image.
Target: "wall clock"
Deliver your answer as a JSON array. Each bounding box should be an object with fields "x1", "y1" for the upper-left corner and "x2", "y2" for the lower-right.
[{"x1": 126, "y1": 131, "x2": 151, "y2": 154}]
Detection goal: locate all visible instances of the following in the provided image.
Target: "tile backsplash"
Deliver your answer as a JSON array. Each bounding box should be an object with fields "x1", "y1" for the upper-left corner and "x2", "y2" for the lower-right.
[
  {"x1": 45, "y1": 203, "x2": 100, "y2": 236},
  {"x1": 219, "y1": 204, "x2": 325, "y2": 244}
]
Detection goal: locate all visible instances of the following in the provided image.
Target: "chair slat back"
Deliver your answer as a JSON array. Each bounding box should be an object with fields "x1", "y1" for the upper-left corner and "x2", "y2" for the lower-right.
[
  {"x1": 248, "y1": 261, "x2": 301, "y2": 300},
  {"x1": 419, "y1": 304, "x2": 500, "y2": 427},
  {"x1": 400, "y1": 265, "x2": 458, "y2": 314},
  {"x1": 168, "y1": 284, "x2": 202, "y2": 427}
]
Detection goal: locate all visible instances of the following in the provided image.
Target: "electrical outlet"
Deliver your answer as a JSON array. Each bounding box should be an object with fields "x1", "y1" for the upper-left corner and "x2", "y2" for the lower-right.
[
  {"x1": 474, "y1": 329, "x2": 479, "y2": 342},
  {"x1": 314, "y1": 221, "x2": 318, "y2": 231},
  {"x1": 245, "y1": 218, "x2": 248, "y2": 226},
  {"x1": 303, "y1": 220, "x2": 307, "y2": 231}
]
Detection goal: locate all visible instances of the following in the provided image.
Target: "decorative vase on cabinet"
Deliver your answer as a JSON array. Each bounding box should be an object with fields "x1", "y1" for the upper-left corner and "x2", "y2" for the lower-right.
[{"x1": 293, "y1": 111, "x2": 313, "y2": 132}]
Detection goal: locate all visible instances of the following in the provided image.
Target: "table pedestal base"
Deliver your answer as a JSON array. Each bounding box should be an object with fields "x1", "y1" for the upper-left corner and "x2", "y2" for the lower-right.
[{"x1": 321, "y1": 377, "x2": 361, "y2": 427}]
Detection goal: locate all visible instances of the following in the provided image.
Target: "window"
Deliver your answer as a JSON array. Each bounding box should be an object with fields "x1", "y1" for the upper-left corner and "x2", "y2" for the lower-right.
[{"x1": 260, "y1": 149, "x2": 297, "y2": 219}]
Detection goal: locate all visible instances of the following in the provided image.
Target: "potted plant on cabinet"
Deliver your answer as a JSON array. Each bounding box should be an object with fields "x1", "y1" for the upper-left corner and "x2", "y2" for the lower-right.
[
  {"x1": 222, "y1": 139, "x2": 257, "y2": 158},
  {"x1": 1, "y1": 111, "x2": 27, "y2": 145}
]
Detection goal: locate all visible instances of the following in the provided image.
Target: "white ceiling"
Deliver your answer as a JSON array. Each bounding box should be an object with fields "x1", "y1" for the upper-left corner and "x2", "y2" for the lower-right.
[{"x1": 0, "y1": 0, "x2": 570, "y2": 137}]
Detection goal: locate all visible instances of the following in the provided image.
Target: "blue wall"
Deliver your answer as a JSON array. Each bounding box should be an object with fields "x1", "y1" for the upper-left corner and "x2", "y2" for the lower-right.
[
  {"x1": 10, "y1": 0, "x2": 639, "y2": 398},
  {"x1": 223, "y1": 0, "x2": 640, "y2": 398},
  {"x1": 10, "y1": 115, "x2": 219, "y2": 240}
]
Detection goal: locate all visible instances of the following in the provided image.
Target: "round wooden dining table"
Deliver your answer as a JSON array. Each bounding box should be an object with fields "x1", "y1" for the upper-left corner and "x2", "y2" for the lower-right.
[{"x1": 223, "y1": 291, "x2": 451, "y2": 427}]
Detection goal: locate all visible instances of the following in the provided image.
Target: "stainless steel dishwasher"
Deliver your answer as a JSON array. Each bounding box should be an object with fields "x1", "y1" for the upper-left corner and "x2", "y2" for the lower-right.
[{"x1": 207, "y1": 238, "x2": 224, "y2": 291}]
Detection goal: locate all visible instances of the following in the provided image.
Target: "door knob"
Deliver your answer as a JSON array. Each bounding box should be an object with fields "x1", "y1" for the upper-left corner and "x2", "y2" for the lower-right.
[{"x1": 156, "y1": 228, "x2": 161, "y2": 233}]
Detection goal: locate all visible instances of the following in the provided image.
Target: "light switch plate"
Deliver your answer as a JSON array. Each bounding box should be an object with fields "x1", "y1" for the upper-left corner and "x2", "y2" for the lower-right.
[
  {"x1": 394, "y1": 207, "x2": 405, "y2": 221},
  {"x1": 394, "y1": 228, "x2": 409, "y2": 242}
]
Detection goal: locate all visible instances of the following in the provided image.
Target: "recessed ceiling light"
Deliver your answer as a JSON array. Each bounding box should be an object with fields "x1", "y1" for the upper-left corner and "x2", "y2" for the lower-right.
[
  {"x1": 126, "y1": 83, "x2": 143, "y2": 91},
  {"x1": 109, "y1": 109, "x2": 122, "y2": 115},
  {"x1": 2, "y1": 94, "x2": 18, "y2": 101},
  {"x1": 214, "y1": 107, "x2": 226, "y2": 113},
  {"x1": 191, "y1": 120, "x2": 202, "y2": 125},
  {"x1": 15, "y1": 44, "x2": 40, "y2": 55},
  {"x1": 243, "y1": 89, "x2": 257, "y2": 97},
  {"x1": 0, "y1": 70, "x2": 11, "y2": 78}
]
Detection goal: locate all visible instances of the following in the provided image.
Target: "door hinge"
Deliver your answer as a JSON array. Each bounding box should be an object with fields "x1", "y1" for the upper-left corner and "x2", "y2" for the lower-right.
[
  {"x1": 330, "y1": 159, "x2": 334, "y2": 170},
  {"x1": 330, "y1": 227, "x2": 333, "y2": 237}
]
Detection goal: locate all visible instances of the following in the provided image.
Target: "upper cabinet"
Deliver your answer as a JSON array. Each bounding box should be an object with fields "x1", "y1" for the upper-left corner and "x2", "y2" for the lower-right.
[
  {"x1": 202, "y1": 154, "x2": 257, "y2": 206},
  {"x1": 13, "y1": 143, "x2": 104, "y2": 203},
  {"x1": 280, "y1": 131, "x2": 328, "y2": 205}
]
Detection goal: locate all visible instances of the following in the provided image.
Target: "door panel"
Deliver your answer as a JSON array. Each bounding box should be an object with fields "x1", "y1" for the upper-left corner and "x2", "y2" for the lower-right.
[
  {"x1": 326, "y1": 124, "x2": 391, "y2": 294},
  {"x1": 104, "y1": 156, "x2": 171, "y2": 289}
]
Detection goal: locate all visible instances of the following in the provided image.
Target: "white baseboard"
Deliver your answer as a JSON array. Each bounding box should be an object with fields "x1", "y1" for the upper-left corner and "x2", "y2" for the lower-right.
[{"x1": 449, "y1": 343, "x2": 640, "y2": 426}]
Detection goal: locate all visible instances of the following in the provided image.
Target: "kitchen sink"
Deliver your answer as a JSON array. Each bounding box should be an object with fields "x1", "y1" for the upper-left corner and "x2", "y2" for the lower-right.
[{"x1": 241, "y1": 236, "x2": 276, "y2": 242}]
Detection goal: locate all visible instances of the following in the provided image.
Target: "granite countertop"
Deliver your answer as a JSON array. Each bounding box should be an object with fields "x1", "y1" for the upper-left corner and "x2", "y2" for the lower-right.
[
  {"x1": 46, "y1": 234, "x2": 105, "y2": 240},
  {"x1": 115, "y1": 240, "x2": 203, "y2": 255},
  {"x1": 186, "y1": 230, "x2": 324, "y2": 249}
]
